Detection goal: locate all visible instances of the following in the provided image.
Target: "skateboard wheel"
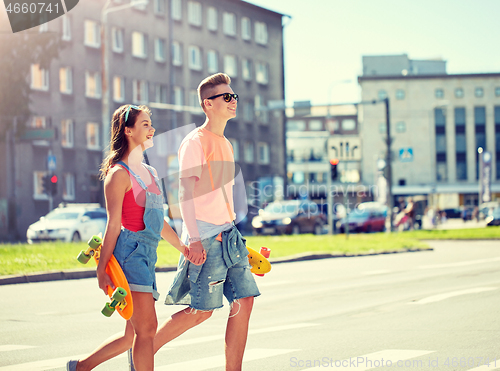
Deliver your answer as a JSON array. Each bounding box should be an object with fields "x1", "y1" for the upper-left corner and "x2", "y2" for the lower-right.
[
  {"x1": 88, "y1": 235, "x2": 102, "y2": 249},
  {"x1": 77, "y1": 251, "x2": 91, "y2": 264},
  {"x1": 102, "y1": 303, "x2": 115, "y2": 317},
  {"x1": 111, "y1": 287, "x2": 127, "y2": 302}
]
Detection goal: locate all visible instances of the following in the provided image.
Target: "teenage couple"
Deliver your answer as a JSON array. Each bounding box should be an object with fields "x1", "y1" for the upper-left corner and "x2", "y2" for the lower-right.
[{"x1": 67, "y1": 73, "x2": 259, "y2": 371}]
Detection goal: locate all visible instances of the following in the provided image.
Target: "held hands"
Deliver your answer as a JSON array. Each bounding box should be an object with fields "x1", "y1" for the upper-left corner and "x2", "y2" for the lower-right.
[
  {"x1": 96, "y1": 266, "x2": 115, "y2": 295},
  {"x1": 185, "y1": 241, "x2": 206, "y2": 266}
]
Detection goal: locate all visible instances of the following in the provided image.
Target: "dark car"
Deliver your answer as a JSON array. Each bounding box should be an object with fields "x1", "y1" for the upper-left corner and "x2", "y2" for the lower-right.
[
  {"x1": 486, "y1": 207, "x2": 500, "y2": 226},
  {"x1": 337, "y1": 209, "x2": 386, "y2": 233},
  {"x1": 252, "y1": 200, "x2": 326, "y2": 235},
  {"x1": 441, "y1": 208, "x2": 462, "y2": 219},
  {"x1": 236, "y1": 204, "x2": 260, "y2": 235}
]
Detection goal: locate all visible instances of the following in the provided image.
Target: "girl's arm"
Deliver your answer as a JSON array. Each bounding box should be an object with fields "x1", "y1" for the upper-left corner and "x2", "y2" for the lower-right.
[
  {"x1": 97, "y1": 167, "x2": 129, "y2": 295},
  {"x1": 161, "y1": 219, "x2": 186, "y2": 255}
]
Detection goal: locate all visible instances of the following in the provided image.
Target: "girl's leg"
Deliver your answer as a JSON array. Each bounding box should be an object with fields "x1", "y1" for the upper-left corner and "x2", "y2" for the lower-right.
[
  {"x1": 129, "y1": 291, "x2": 157, "y2": 371},
  {"x1": 74, "y1": 321, "x2": 134, "y2": 371}
]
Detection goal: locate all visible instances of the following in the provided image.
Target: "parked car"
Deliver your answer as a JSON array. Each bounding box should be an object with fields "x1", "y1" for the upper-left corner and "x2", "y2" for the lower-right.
[
  {"x1": 441, "y1": 208, "x2": 462, "y2": 219},
  {"x1": 252, "y1": 200, "x2": 326, "y2": 235},
  {"x1": 26, "y1": 203, "x2": 107, "y2": 243},
  {"x1": 486, "y1": 207, "x2": 500, "y2": 226},
  {"x1": 337, "y1": 209, "x2": 386, "y2": 233}
]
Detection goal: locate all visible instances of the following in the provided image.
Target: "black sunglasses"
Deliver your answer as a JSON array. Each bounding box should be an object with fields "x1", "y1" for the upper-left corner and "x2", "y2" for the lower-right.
[{"x1": 206, "y1": 93, "x2": 239, "y2": 103}]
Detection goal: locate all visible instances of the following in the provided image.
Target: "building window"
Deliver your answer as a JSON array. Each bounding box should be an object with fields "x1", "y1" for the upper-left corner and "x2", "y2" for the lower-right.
[
  {"x1": 228, "y1": 138, "x2": 239, "y2": 161},
  {"x1": 435, "y1": 108, "x2": 447, "y2": 182},
  {"x1": 287, "y1": 120, "x2": 306, "y2": 131},
  {"x1": 475, "y1": 87, "x2": 484, "y2": 98},
  {"x1": 31, "y1": 64, "x2": 49, "y2": 91},
  {"x1": 132, "y1": 32, "x2": 147, "y2": 58},
  {"x1": 495, "y1": 106, "x2": 500, "y2": 180},
  {"x1": 154, "y1": 0, "x2": 165, "y2": 14},
  {"x1": 257, "y1": 142, "x2": 270, "y2": 164},
  {"x1": 171, "y1": 0, "x2": 182, "y2": 20},
  {"x1": 455, "y1": 88, "x2": 464, "y2": 98},
  {"x1": 155, "y1": 38, "x2": 166, "y2": 62},
  {"x1": 395, "y1": 89, "x2": 405, "y2": 100},
  {"x1": 188, "y1": 1, "x2": 201, "y2": 26},
  {"x1": 435, "y1": 88, "x2": 444, "y2": 99},
  {"x1": 155, "y1": 84, "x2": 168, "y2": 104},
  {"x1": 62, "y1": 173, "x2": 75, "y2": 200},
  {"x1": 455, "y1": 107, "x2": 466, "y2": 181},
  {"x1": 85, "y1": 71, "x2": 101, "y2": 98},
  {"x1": 255, "y1": 94, "x2": 268, "y2": 124},
  {"x1": 207, "y1": 50, "x2": 218, "y2": 73},
  {"x1": 255, "y1": 21, "x2": 268, "y2": 45},
  {"x1": 224, "y1": 55, "x2": 237, "y2": 77},
  {"x1": 86, "y1": 123, "x2": 100, "y2": 150},
  {"x1": 113, "y1": 76, "x2": 125, "y2": 102},
  {"x1": 395, "y1": 121, "x2": 406, "y2": 133},
  {"x1": 61, "y1": 119, "x2": 74, "y2": 148},
  {"x1": 242, "y1": 59, "x2": 251, "y2": 81},
  {"x1": 173, "y1": 86, "x2": 183, "y2": 108},
  {"x1": 62, "y1": 15, "x2": 71, "y2": 41},
  {"x1": 223, "y1": 12, "x2": 236, "y2": 36},
  {"x1": 132, "y1": 80, "x2": 148, "y2": 104},
  {"x1": 255, "y1": 62, "x2": 268, "y2": 85},
  {"x1": 342, "y1": 119, "x2": 356, "y2": 131},
  {"x1": 475, "y1": 106, "x2": 486, "y2": 180},
  {"x1": 496, "y1": 87, "x2": 500, "y2": 97},
  {"x1": 59, "y1": 67, "x2": 72, "y2": 94},
  {"x1": 31, "y1": 116, "x2": 46, "y2": 128},
  {"x1": 244, "y1": 141, "x2": 254, "y2": 163},
  {"x1": 241, "y1": 17, "x2": 251, "y2": 40},
  {"x1": 34, "y1": 171, "x2": 48, "y2": 199},
  {"x1": 309, "y1": 120, "x2": 323, "y2": 131},
  {"x1": 188, "y1": 46, "x2": 202, "y2": 70},
  {"x1": 172, "y1": 41, "x2": 182, "y2": 66},
  {"x1": 84, "y1": 20, "x2": 100, "y2": 48},
  {"x1": 243, "y1": 101, "x2": 254, "y2": 122},
  {"x1": 436, "y1": 162, "x2": 447, "y2": 182},
  {"x1": 112, "y1": 27, "x2": 124, "y2": 53},
  {"x1": 377, "y1": 90, "x2": 387, "y2": 100},
  {"x1": 207, "y1": 6, "x2": 217, "y2": 31}
]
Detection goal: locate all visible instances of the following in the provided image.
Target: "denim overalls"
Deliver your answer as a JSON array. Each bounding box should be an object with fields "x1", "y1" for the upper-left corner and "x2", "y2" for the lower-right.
[{"x1": 113, "y1": 161, "x2": 164, "y2": 300}]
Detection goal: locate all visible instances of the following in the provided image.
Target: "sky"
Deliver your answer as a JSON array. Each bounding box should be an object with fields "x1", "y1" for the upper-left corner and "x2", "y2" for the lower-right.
[{"x1": 246, "y1": 0, "x2": 500, "y2": 107}]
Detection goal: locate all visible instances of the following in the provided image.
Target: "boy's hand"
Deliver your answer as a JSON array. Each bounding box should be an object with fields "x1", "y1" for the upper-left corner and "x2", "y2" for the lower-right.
[{"x1": 186, "y1": 241, "x2": 206, "y2": 266}]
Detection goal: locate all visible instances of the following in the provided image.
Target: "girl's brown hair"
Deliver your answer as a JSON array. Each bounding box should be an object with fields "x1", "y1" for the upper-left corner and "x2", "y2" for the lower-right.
[{"x1": 99, "y1": 104, "x2": 151, "y2": 180}]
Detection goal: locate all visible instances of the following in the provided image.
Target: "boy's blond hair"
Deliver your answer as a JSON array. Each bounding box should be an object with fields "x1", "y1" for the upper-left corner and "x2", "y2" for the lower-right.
[{"x1": 197, "y1": 73, "x2": 231, "y2": 111}]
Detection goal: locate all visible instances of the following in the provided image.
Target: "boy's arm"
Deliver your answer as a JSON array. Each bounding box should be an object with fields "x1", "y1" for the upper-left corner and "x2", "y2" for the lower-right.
[{"x1": 179, "y1": 176, "x2": 206, "y2": 265}]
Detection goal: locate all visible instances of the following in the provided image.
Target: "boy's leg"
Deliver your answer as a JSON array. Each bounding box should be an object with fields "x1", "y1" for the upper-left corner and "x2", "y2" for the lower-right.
[
  {"x1": 129, "y1": 291, "x2": 158, "y2": 371},
  {"x1": 73, "y1": 321, "x2": 135, "y2": 371},
  {"x1": 154, "y1": 308, "x2": 213, "y2": 353},
  {"x1": 225, "y1": 296, "x2": 254, "y2": 371}
]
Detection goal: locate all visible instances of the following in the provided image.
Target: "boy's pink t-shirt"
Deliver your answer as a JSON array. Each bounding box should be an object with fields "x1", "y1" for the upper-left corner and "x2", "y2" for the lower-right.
[{"x1": 178, "y1": 127, "x2": 236, "y2": 225}]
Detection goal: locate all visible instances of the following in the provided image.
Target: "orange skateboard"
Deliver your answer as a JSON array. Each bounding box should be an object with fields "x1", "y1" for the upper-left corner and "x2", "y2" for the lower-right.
[
  {"x1": 247, "y1": 247, "x2": 271, "y2": 276},
  {"x1": 77, "y1": 235, "x2": 134, "y2": 320}
]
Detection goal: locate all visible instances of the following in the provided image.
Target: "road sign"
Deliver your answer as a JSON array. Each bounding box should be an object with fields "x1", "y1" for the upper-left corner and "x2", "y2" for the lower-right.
[
  {"x1": 47, "y1": 155, "x2": 56, "y2": 171},
  {"x1": 327, "y1": 136, "x2": 361, "y2": 161},
  {"x1": 399, "y1": 147, "x2": 413, "y2": 162}
]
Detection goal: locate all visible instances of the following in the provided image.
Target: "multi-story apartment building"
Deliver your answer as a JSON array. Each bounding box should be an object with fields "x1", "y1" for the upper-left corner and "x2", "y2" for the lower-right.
[
  {"x1": 358, "y1": 55, "x2": 500, "y2": 209},
  {"x1": 0, "y1": 0, "x2": 286, "y2": 240}
]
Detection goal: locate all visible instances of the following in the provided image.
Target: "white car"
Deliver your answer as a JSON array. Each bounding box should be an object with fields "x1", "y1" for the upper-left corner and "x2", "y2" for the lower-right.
[{"x1": 26, "y1": 204, "x2": 107, "y2": 243}]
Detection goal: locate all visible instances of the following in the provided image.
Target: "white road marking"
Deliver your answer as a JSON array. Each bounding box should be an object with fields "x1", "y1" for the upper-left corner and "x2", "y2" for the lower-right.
[
  {"x1": 301, "y1": 349, "x2": 434, "y2": 370},
  {"x1": 419, "y1": 257, "x2": 500, "y2": 269},
  {"x1": 0, "y1": 345, "x2": 37, "y2": 352},
  {"x1": 409, "y1": 287, "x2": 497, "y2": 305},
  {"x1": 155, "y1": 348, "x2": 299, "y2": 371}
]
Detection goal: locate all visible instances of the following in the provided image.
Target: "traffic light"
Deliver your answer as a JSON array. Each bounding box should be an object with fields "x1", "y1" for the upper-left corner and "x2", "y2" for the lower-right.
[
  {"x1": 42, "y1": 175, "x2": 51, "y2": 195},
  {"x1": 330, "y1": 158, "x2": 339, "y2": 181},
  {"x1": 50, "y1": 175, "x2": 58, "y2": 196}
]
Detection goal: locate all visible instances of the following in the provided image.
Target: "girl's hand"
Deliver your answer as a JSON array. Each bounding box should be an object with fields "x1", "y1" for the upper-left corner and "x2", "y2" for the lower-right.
[
  {"x1": 185, "y1": 242, "x2": 207, "y2": 266},
  {"x1": 97, "y1": 266, "x2": 115, "y2": 295}
]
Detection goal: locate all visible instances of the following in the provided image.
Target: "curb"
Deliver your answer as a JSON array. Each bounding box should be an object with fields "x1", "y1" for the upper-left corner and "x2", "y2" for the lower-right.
[{"x1": 0, "y1": 247, "x2": 432, "y2": 286}]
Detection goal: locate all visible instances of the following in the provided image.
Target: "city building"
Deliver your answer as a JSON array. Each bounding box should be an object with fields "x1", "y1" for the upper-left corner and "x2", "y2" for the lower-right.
[
  {"x1": 0, "y1": 0, "x2": 286, "y2": 240},
  {"x1": 358, "y1": 55, "x2": 500, "y2": 209}
]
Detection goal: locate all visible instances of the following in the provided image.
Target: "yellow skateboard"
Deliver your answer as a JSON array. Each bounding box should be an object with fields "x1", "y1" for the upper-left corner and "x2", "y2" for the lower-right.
[{"x1": 247, "y1": 247, "x2": 271, "y2": 275}]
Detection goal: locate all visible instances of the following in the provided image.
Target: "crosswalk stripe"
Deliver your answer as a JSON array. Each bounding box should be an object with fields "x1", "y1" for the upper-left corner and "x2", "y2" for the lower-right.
[
  {"x1": 300, "y1": 349, "x2": 434, "y2": 370},
  {"x1": 0, "y1": 353, "x2": 92, "y2": 371},
  {"x1": 155, "y1": 348, "x2": 299, "y2": 371},
  {"x1": 409, "y1": 287, "x2": 497, "y2": 305},
  {"x1": 0, "y1": 345, "x2": 37, "y2": 352}
]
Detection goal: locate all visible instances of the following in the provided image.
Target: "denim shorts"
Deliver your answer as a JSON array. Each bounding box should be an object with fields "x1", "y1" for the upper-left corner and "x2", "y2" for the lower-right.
[
  {"x1": 186, "y1": 236, "x2": 260, "y2": 311},
  {"x1": 114, "y1": 228, "x2": 159, "y2": 300}
]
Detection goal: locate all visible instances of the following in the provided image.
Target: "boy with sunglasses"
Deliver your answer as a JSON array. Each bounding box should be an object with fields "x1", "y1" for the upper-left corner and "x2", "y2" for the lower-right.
[{"x1": 151, "y1": 73, "x2": 260, "y2": 371}]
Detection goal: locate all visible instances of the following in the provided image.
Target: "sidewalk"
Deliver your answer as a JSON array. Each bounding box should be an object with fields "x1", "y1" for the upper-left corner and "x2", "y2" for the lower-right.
[{"x1": 421, "y1": 217, "x2": 487, "y2": 230}]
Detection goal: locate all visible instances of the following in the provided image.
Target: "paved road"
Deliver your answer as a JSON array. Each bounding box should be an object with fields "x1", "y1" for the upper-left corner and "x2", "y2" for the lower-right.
[{"x1": 1, "y1": 240, "x2": 500, "y2": 370}]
